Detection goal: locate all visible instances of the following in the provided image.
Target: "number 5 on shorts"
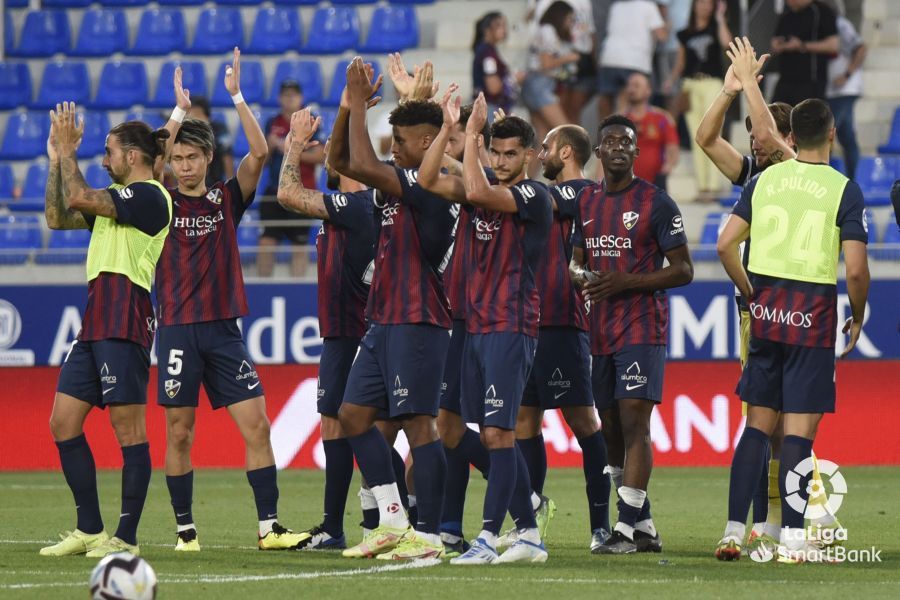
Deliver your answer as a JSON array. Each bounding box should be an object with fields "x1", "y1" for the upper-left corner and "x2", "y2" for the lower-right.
[{"x1": 168, "y1": 349, "x2": 183, "y2": 376}]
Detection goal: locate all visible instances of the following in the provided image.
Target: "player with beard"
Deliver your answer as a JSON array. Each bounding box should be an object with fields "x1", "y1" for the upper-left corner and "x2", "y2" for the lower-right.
[
  {"x1": 570, "y1": 115, "x2": 693, "y2": 554},
  {"x1": 276, "y1": 110, "x2": 376, "y2": 550},
  {"x1": 506, "y1": 124, "x2": 612, "y2": 554},
  {"x1": 328, "y1": 58, "x2": 455, "y2": 561},
  {"x1": 418, "y1": 92, "x2": 553, "y2": 564},
  {"x1": 155, "y1": 48, "x2": 308, "y2": 551}
]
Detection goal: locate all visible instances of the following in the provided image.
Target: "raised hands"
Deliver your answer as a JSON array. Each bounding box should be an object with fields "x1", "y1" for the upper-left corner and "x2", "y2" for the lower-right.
[
  {"x1": 345, "y1": 57, "x2": 384, "y2": 107},
  {"x1": 726, "y1": 37, "x2": 768, "y2": 87},
  {"x1": 467, "y1": 92, "x2": 488, "y2": 135},
  {"x1": 388, "y1": 54, "x2": 441, "y2": 102},
  {"x1": 49, "y1": 102, "x2": 84, "y2": 154},
  {"x1": 224, "y1": 46, "x2": 241, "y2": 96},
  {"x1": 439, "y1": 83, "x2": 461, "y2": 127},
  {"x1": 289, "y1": 108, "x2": 322, "y2": 148},
  {"x1": 174, "y1": 65, "x2": 191, "y2": 111}
]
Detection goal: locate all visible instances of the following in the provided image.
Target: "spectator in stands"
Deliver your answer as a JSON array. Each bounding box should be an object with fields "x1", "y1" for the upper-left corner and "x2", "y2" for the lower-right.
[
  {"x1": 188, "y1": 96, "x2": 234, "y2": 186},
  {"x1": 259, "y1": 80, "x2": 324, "y2": 277},
  {"x1": 522, "y1": 1, "x2": 580, "y2": 146},
  {"x1": 770, "y1": 0, "x2": 839, "y2": 106},
  {"x1": 528, "y1": 0, "x2": 597, "y2": 122},
  {"x1": 664, "y1": 0, "x2": 732, "y2": 202},
  {"x1": 615, "y1": 72, "x2": 680, "y2": 189},
  {"x1": 472, "y1": 12, "x2": 518, "y2": 117},
  {"x1": 826, "y1": 13, "x2": 866, "y2": 181},
  {"x1": 596, "y1": 0, "x2": 667, "y2": 121}
]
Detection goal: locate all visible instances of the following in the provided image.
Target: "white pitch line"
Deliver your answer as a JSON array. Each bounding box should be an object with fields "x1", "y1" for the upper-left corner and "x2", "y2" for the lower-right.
[
  {"x1": 0, "y1": 558, "x2": 442, "y2": 590},
  {"x1": 0, "y1": 538, "x2": 257, "y2": 551}
]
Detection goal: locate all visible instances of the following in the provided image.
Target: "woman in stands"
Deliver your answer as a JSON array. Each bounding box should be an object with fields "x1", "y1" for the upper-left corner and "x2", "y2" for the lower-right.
[{"x1": 472, "y1": 12, "x2": 518, "y2": 120}]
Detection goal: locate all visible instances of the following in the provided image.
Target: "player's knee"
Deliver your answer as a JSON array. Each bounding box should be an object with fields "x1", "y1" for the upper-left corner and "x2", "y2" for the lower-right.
[
  {"x1": 241, "y1": 414, "x2": 271, "y2": 448},
  {"x1": 569, "y1": 418, "x2": 599, "y2": 440},
  {"x1": 48, "y1": 414, "x2": 79, "y2": 442},
  {"x1": 403, "y1": 416, "x2": 438, "y2": 448},
  {"x1": 437, "y1": 411, "x2": 465, "y2": 447},
  {"x1": 481, "y1": 427, "x2": 515, "y2": 450},
  {"x1": 166, "y1": 422, "x2": 194, "y2": 453},
  {"x1": 110, "y1": 420, "x2": 146, "y2": 447}
]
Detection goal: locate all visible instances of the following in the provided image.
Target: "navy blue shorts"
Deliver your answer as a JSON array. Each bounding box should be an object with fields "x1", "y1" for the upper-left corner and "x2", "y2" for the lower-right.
[
  {"x1": 318, "y1": 337, "x2": 361, "y2": 417},
  {"x1": 738, "y1": 338, "x2": 836, "y2": 414},
  {"x1": 342, "y1": 323, "x2": 450, "y2": 419},
  {"x1": 523, "y1": 327, "x2": 593, "y2": 409},
  {"x1": 57, "y1": 339, "x2": 150, "y2": 408},
  {"x1": 156, "y1": 319, "x2": 264, "y2": 409},
  {"x1": 461, "y1": 332, "x2": 537, "y2": 430},
  {"x1": 439, "y1": 320, "x2": 467, "y2": 415},
  {"x1": 591, "y1": 344, "x2": 666, "y2": 412},
  {"x1": 596, "y1": 66, "x2": 644, "y2": 94}
]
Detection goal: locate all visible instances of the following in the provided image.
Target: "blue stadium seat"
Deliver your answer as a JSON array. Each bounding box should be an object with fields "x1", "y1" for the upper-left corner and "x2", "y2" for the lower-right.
[
  {"x1": 361, "y1": 6, "x2": 419, "y2": 52},
  {"x1": 878, "y1": 108, "x2": 900, "y2": 154},
  {"x1": 5, "y1": 0, "x2": 28, "y2": 7},
  {"x1": 693, "y1": 212, "x2": 727, "y2": 261},
  {"x1": 0, "y1": 164, "x2": 14, "y2": 202},
  {"x1": 92, "y1": 62, "x2": 149, "y2": 110},
  {"x1": 85, "y1": 162, "x2": 112, "y2": 188},
  {"x1": 42, "y1": 0, "x2": 91, "y2": 8},
  {"x1": 0, "y1": 215, "x2": 42, "y2": 265},
  {"x1": 302, "y1": 7, "x2": 360, "y2": 54},
  {"x1": 72, "y1": 8, "x2": 128, "y2": 57},
  {"x1": 4, "y1": 12, "x2": 14, "y2": 56},
  {"x1": 124, "y1": 109, "x2": 166, "y2": 129},
  {"x1": 391, "y1": 0, "x2": 434, "y2": 4},
  {"x1": 0, "y1": 63, "x2": 32, "y2": 109},
  {"x1": 33, "y1": 61, "x2": 90, "y2": 110},
  {"x1": 246, "y1": 7, "x2": 302, "y2": 55},
  {"x1": 856, "y1": 156, "x2": 898, "y2": 206},
  {"x1": 272, "y1": 0, "x2": 318, "y2": 4},
  {"x1": 717, "y1": 184, "x2": 741, "y2": 207},
  {"x1": 212, "y1": 60, "x2": 265, "y2": 107},
  {"x1": 323, "y1": 59, "x2": 381, "y2": 107},
  {"x1": 216, "y1": 0, "x2": 259, "y2": 5},
  {"x1": 233, "y1": 108, "x2": 276, "y2": 156},
  {"x1": 13, "y1": 10, "x2": 71, "y2": 58},
  {"x1": 871, "y1": 213, "x2": 900, "y2": 260},
  {"x1": 237, "y1": 211, "x2": 262, "y2": 263},
  {"x1": 77, "y1": 111, "x2": 111, "y2": 158},
  {"x1": 315, "y1": 107, "x2": 338, "y2": 140},
  {"x1": 0, "y1": 112, "x2": 47, "y2": 160},
  {"x1": 332, "y1": 0, "x2": 375, "y2": 4},
  {"x1": 128, "y1": 8, "x2": 186, "y2": 56},
  {"x1": 99, "y1": 0, "x2": 150, "y2": 7},
  {"x1": 186, "y1": 8, "x2": 244, "y2": 55},
  {"x1": 37, "y1": 228, "x2": 92, "y2": 264},
  {"x1": 266, "y1": 61, "x2": 323, "y2": 106},
  {"x1": 156, "y1": 0, "x2": 203, "y2": 5},
  {"x1": 829, "y1": 156, "x2": 845, "y2": 175},
  {"x1": 150, "y1": 61, "x2": 207, "y2": 108},
  {"x1": 11, "y1": 163, "x2": 49, "y2": 212}
]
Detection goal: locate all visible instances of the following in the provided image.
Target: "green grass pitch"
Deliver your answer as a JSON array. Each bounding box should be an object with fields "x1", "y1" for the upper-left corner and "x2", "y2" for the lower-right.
[{"x1": 1, "y1": 467, "x2": 898, "y2": 599}]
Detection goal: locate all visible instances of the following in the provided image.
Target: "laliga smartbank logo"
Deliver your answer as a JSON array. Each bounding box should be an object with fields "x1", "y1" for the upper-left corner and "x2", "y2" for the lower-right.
[{"x1": 750, "y1": 459, "x2": 882, "y2": 564}]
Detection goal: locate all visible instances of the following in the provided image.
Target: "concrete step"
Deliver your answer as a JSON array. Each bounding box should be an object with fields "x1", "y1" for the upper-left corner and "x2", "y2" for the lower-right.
[
  {"x1": 864, "y1": 0, "x2": 900, "y2": 21},
  {"x1": 863, "y1": 46, "x2": 900, "y2": 71}
]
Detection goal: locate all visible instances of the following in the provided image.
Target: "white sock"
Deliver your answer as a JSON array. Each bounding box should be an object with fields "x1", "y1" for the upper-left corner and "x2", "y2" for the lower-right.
[
  {"x1": 781, "y1": 526, "x2": 806, "y2": 551},
  {"x1": 358, "y1": 487, "x2": 377, "y2": 510},
  {"x1": 530, "y1": 492, "x2": 541, "y2": 511},
  {"x1": 408, "y1": 494, "x2": 417, "y2": 508},
  {"x1": 635, "y1": 518, "x2": 656, "y2": 537},
  {"x1": 371, "y1": 483, "x2": 409, "y2": 529},
  {"x1": 605, "y1": 465, "x2": 624, "y2": 491},
  {"x1": 750, "y1": 522, "x2": 766, "y2": 537},
  {"x1": 259, "y1": 518, "x2": 276, "y2": 537},
  {"x1": 618, "y1": 486, "x2": 646, "y2": 510},
  {"x1": 614, "y1": 522, "x2": 634, "y2": 540},
  {"x1": 518, "y1": 527, "x2": 541, "y2": 544},
  {"x1": 416, "y1": 531, "x2": 441, "y2": 546},
  {"x1": 764, "y1": 522, "x2": 781, "y2": 541},
  {"x1": 177, "y1": 523, "x2": 195, "y2": 533},
  {"x1": 441, "y1": 531, "x2": 462, "y2": 545},
  {"x1": 723, "y1": 520, "x2": 746, "y2": 542},
  {"x1": 478, "y1": 529, "x2": 498, "y2": 549}
]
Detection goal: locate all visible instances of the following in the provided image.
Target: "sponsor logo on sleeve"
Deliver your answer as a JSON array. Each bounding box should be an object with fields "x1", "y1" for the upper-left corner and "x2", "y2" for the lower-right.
[
  {"x1": 117, "y1": 187, "x2": 134, "y2": 200},
  {"x1": 670, "y1": 214, "x2": 684, "y2": 235}
]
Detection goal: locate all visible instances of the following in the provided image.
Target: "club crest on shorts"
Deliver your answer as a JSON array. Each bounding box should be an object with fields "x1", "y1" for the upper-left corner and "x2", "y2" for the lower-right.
[
  {"x1": 623, "y1": 211, "x2": 639, "y2": 230},
  {"x1": 165, "y1": 379, "x2": 181, "y2": 398}
]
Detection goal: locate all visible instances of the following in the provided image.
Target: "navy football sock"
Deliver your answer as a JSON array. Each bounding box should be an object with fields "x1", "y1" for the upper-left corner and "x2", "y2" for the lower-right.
[
  {"x1": 752, "y1": 443, "x2": 772, "y2": 524},
  {"x1": 440, "y1": 443, "x2": 470, "y2": 536},
  {"x1": 348, "y1": 427, "x2": 395, "y2": 487},
  {"x1": 727, "y1": 426, "x2": 770, "y2": 523},
  {"x1": 482, "y1": 448, "x2": 516, "y2": 536},
  {"x1": 322, "y1": 439, "x2": 354, "y2": 537},
  {"x1": 458, "y1": 428, "x2": 490, "y2": 476},
  {"x1": 246, "y1": 465, "x2": 279, "y2": 522},
  {"x1": 578, "y1": 430, "x2": 611, "y2": 532},
  {"x1": 362, "y1": 505, "x2": 380, "y2": 530},
  {"x1": 780, "y1": 435, "x2": 814, "y2": 530},
  {"x1": 517, "y1": 435, "x2": 547, "y2": 494},
  {"x1": 411, "y1": 440, "x2": 446, "y2": 535},
  {"x1": 638, "y1": 497, "x2": 652, "y2": 522},
  {"x1": 114, "y1": 442, "x2": 151, "y2": 545},
  {"x1": 165, "y1": 471, "x2": 194, "y2": 527},
  {"x1": 390, "y1": 447, "x2": 410, "y2": 510},
  {"x1": 56, "y1": 434, "x2": 103, "y2": 535},
  {"x1": 509, "y1": 445, "x2": 538, "y2": 530}
]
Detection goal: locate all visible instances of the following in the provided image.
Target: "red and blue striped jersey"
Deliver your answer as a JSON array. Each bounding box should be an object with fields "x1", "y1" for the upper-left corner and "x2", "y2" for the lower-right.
[
  {"x1": 466, "y1": 180, "x2": 553, "y2": 337},
  {"x1": 573, "y1": 178, "x2": 688, "y2": 355},
  {"x1": 317, "y1": 189, "x2": 377, "y2": 339},
  {"x1": 732, "y1": 175, "x2": 868, "y2": 348},
  {"x1": 366, "y1": 167, "x2": 456, "y2": 328},
  {"x1": 155, "y1": 178, "x2": 252, "y2": 326},
  {"x1": 445, "y1": 207, "x2": 471, "y2": 321},
  {"x1": 536, "y1": 179, "x2": 593, "y2": 330}
]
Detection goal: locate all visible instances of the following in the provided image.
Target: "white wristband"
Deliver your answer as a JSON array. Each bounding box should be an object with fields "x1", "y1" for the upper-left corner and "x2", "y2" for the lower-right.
[
  {"x1": 171, "y1": 106, "x2": 186, "y2": 123},
  {"x1": 231, "y1": 91, "x2": 245, "y2": 106}
]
